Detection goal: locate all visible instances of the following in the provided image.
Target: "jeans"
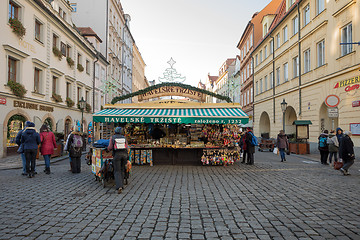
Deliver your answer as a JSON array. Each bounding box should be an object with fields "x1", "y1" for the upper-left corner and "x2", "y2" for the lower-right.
[
  {"x1": 242, "y1": 150, "x2": 247, "y2": 162},
  {"x1": 25, "y1": 149, "x2": 37, "y2": 174},
  {"x1": 279, "y1": 148, "x2": 286, "y2": 161},
  {"x1": 319, "y1": 150, "x2": 329, "y2": 164},
  {"x1": 247, "y1": 152, "x2": 254, "y2": 165},
  {"x1": 71, "y1": 157, "x2": 81, "y2": 173},
  {"x1": 328, "y1": 152, "x2": 338, "y2": 163},
  {"x1": 342, "y1": 159, "x2": 354, "y2": 171},
  {"x1": 113, "y1": 151, "x2": 128, "y2": 189},
  {"x1": 21, "y1": 153, "x2": 26, "y2": 173},
  {"x1": 43, "y1": 155, "x2": 51, "y2": 168}
]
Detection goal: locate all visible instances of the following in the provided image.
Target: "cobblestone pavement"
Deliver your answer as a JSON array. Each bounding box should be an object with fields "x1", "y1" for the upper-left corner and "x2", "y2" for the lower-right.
[{"x1": 0, "y1": 151, "x2": 359, "y2": 240}]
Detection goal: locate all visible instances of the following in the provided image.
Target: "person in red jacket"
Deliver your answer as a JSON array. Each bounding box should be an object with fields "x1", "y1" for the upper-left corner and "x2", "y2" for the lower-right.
[{"x1": 39, "y1": 124, "x2": 57, "y2": 174}]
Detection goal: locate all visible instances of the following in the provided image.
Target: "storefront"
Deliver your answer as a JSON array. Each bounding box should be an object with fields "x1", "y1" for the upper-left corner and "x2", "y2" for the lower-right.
[{"x1": 93, "y1": 99, "x2": 249, "y2": 165}]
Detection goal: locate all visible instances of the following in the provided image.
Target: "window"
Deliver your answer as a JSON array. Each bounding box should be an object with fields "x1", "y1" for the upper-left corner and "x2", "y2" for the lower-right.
[
  {"x1": 34, "y1": 68, "x2": 41, "y2": 93},
  {"x1": 77, "y1": 87, "x2": 81, "y2": 103},
  {"x1": 276, "y1": 33, "x2": 280, "y2": 49},
  {"x1": 86, "y1": 60, "x2": 90, "y2": 74},
  {"x1": 8, "y1": 56, "x2": 18, "y2": 82},
  {"x1": 61, "y1": 42, "x2": 66, "y2": 56},
  {"x1": 264, "y1": 46, "x2": 268, "y2": 59},
  {"x1": 283, "y1": 63, "x2": 288, "y2": 82},
  {"x1": 260, "y1": 79, "x2": 263, "y2": 93},
  {"x1": 304, "y1": 5, "x2": 310, "y2": 26},
  {"x1": 260, "y1": 50, "x2": 263, "y2": 63},
  {"x1": 250, "y1": 88, "x2": 253, "y2": 103},
  {"x1": 66, "y1": 82, "x2": 71, "y2": 99},
  {"x1": 304, "y1": 49, "x2": 311, "y2": 73},
  {"x1": 256, "y1": 81, "x2": 258, "y2": 95},
  {"x1": 270, "y1": 72, "x2": 274, "y2": 89},
  {"x1": 316, "y1": 0, "x2": 324, "y2": 15},
  {"x1": 276, "y1": 67, "x2": 280, "y2": 85},
  {"x1": 247, "y1": 90, "x2": 250, "y2": 104},
  {"x1": 264, "y1": 75, "x2": 268, "y2": 91},
  {"x1": 52, "y1": 76, "x2": 58, "y2": 94},
  {"x1": 9, "y1": 1, "x2": 19, "y2": 19},
  {"x1": 341, "y1": 23, "x2": 352, "y2": 56},
  {"x1": 270, "y1": 40, "x2": 274, "y2": 54},
  {"x1": 53, "y1": 34, "x2": 59, "y2": 48},
  {"x1": 250, "y1": 34, "x2": 253, "y2": 47},
  {"x1": 86, "y1": 90, "x2": 89, "y2": 102},
  {"x1": 66, "y1": 45, "x2": 71, "y2": 57},
  {"x1": 292, "y1": 15, "x2": 298, "y2": 35},
  {"x1": 255, "y1": 55, "x2": 258, "y2": 66},
  {"x1": 283, "y1": 26, "x2": 288, "y2": 43},
  {"x1": 317, "y1": 40, "x2": 325, "y2": 67},
  {"x1": 264, "y1": 23, "x2": 268, "y2": 36},
  {"x1": 293, "y1": 56, "x2": 299, "y2": 78},
  {"x1": 62, "y1": 12, "x2": 66, "y2": 21},
  {"x1": 35, "y1": 19, "x2": 43, "y2": 42},
  {"x1": 250, "y1": 61, "x2": 253, "y2": 75},
  {"x1": 95, "y1": 63, "x2": 99, "y2": 78},
  {"x1": 77, "y1": 53, "x2": 82, "y2": 65}
]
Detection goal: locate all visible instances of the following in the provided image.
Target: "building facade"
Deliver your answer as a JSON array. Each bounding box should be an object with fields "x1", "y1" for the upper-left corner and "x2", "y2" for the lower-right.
[
  {"x1": 253, "y1": 0, "x2": 360, "y2": 151},
  {"x1": 214, "y1": 58, "x2": 236, "y2": 103},
  {"x1": 204, "y1": 73, "x2": 218, "y2": 103},
  {"x1": 132, "y1": 43, "x2": 148, "y2": 103},
  {"x1": 72, "y1": 0, "x2": 134, "y2": 104},
  {"x1": 1, "y1": 0, "x2": 99, "y2": 157}
]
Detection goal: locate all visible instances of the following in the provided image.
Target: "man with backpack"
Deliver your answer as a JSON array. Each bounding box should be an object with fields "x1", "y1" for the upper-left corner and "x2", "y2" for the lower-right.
[
  {"x1": 65, "y1": 129, "x2": 83, "y2": 173},
  {"x1": 245, "y1": 128, "x2": 258, "y2": 165},
  {"x1": 318, "y1": 130, "x2": 329, "y2": 165},
  {"x1": 108, "y1": 127, "x2": 129, "y2": 194}
]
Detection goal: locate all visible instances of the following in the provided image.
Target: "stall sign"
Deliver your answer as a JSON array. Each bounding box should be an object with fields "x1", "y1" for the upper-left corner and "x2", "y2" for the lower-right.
[
  {"x1": 328, "y1": 108, "x2": 339, "y2": 118},
  {"x1": 14, "y1": 100, "x2": 54, "y2": 112},
  {"x1": 0, "y1": 97, "x2": 6, "y2": 105},
  {"x1": 352, "y1": 100, "x2": 360, "y2": 107},
  {"x1": 334, "y1": 75, "x2": 360, "y2": 89},
  {"x1": 138, "y1": 86, "x2": 205, "y2": 102}
]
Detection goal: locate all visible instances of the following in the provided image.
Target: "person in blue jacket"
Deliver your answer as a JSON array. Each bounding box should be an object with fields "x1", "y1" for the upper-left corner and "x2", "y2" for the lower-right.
[
  {"x1": 15, "y1": 121, "x2": 31, "y2": 176},
  {"x1": 21, "y1": 122, "x2": 41, "y2": 178}
]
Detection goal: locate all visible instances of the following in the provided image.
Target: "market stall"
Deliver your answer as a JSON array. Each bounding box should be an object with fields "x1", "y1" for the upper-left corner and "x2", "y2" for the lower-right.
[{"x1": 92, "y1": 99, "x2": 249, "y2": 165}]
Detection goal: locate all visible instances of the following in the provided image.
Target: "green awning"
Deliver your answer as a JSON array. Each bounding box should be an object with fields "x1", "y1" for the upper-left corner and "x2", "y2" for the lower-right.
[
  {"x1": 93, "y1": 108, "x2": 249, "y2": 125},
  {"x1": 293, "y1": 120, "x2": 312, "y2": 125}
]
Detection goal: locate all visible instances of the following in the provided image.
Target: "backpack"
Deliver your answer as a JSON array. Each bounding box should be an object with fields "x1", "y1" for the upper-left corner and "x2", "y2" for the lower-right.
[
  {"x1": 72, "y1": 134, "x2": 83, "y2": 148},
  {"x1": 113, "y1": 137, "x2": 127, "y2": 150},
  {"x1": 327, "y1": 137, "x2": 334, "y2": 145},
  {"x1": 319, "y1": 137, "x2": 327, "y2": 148},
  {"x1": 249, "y1": 132, "x2": 258, "y2": 146}
]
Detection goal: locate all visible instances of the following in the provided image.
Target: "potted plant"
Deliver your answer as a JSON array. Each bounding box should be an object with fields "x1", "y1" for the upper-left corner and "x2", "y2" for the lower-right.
[
  {"x1": 52, "y1": 93, "x2": 63, "y2": 102},
  {"x1": 7, "y1": 80, "x2": 27, "y2": 98},
  {"x1": 77, "y1": 63, "x2": 84, "y2": 72},
  {"x1": 65, "y1": 97, "x2": 75, "y2": 107},
  {"x1": 9, "y1": 18, "x2": 26, "y2": 39},
  {"x1": 52, "y1": 47, "x2": 62, "y2": 60},
  {"x1": 86, "y1": 103, "x2": 91, "y2": 113},
  {"x1": 66, "y1": 57, "x2": 74, "y2": 67}
]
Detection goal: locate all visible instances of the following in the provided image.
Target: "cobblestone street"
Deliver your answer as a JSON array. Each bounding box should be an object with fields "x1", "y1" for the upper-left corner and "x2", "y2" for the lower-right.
[{"x1": 0, "y1": 151, "x2": 359, "y2": 240}]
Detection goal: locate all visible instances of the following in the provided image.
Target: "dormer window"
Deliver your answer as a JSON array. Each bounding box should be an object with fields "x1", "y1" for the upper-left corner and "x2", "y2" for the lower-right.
[{"x1": 263, "y1": 23, "x2": 268, "y2": 36}]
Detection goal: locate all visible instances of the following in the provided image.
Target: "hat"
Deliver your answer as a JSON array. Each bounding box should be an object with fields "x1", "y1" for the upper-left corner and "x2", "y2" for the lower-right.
[
  {"x1": 344, "y1": 131, "x2": 352, "y2": 136},
  {"x1": 323, "y1": 130, "x2": 329, "y2": 134},
  {"x1": 25, "y1": 121, "x2": 31, "y2": 127},
  {"x1": 115, "y1": 127, "x2": 123, "y2": 134}
]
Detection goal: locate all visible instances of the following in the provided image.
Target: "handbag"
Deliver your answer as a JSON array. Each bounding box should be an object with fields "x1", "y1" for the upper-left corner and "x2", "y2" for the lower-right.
[
  {"x1": 286, "y1": 149, "x2": 290, "y2": 155},
  {"x1": 334, "y1": 161, "x2": 343, "y2": 170},
  {"x1": 17, "y1": 144, "x2": 24, "y2": 154},
  {"x1": 273, "y1": 147, "x2": 279, "y2": 155}
]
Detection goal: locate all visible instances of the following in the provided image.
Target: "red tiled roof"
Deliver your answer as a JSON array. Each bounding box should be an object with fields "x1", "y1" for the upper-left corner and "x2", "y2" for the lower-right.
[{"x1": 77, "y1": 27, "x2": 102, "y2": 43}]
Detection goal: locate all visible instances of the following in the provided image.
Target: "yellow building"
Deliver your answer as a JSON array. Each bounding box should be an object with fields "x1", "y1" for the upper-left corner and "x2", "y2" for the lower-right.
[
  {"x1": 253, "y1": 0, "x2": 360, "y2": 152},
  {"x1": 132, "y1": 43, "x2": 148, "y2": 103}
]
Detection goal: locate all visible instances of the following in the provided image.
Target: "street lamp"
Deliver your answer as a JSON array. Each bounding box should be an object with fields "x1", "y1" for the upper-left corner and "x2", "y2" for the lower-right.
[
  {"x1": 79, "y1": 97, "x2": 86, "y2": 132},
  {"x1": 281, "y1": 99, "x2": 287, "y2": 133}
]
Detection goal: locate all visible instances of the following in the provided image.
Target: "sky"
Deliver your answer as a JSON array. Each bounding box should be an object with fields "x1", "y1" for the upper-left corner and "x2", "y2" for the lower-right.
[{"x1": 121, "y1": 0, "x2": 273, "y2": 87}]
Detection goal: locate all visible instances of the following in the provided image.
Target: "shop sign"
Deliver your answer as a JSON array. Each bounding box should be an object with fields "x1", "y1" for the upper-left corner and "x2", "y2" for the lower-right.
[
  {"x1": 138, "y1": 86, "x2": 205, "y2": 102},
  {"x1": 324, "y1": 95, "x2": 340, "y2": 108},
  {"x1": 95, "y1": 116, "x2": 248, "y2": 125},
  {"x1": 0, "y1": 97, "x2": 6, "y2": 105},
  {"x1": 334, "y1": 75, "x2": 360, "y2": 89},
  {"x1": 328, "y1": 108, "x2": 339, "y2": 118},
  {"x1": 345, "y1": 84, "x2": 359, "y2": 92},
  {"x1": 14, "y1": 100, "x2": 54, "y2": 112},
  {"x1": 352, "y1": 100, "x2": 360, "y2": 107}
]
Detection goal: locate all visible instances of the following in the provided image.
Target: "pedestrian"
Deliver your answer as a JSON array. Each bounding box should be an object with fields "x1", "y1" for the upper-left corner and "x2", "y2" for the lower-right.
[
  {"x1": 245, "y1": 128, "x2": 256, "y2": 165},
  {"x1": 339, "y1": 131, "x2": 355, "y2": 176},
  {"x1": 327, "y1": 130, "x2": 339, "y2": 166},
  {"x1": 318, "y1": 130, "x2": 329, "y2": 165},
  {"x1": 15, "y1": 121, "x2": 31, "y2": 176},
  {"x1": 65, "y1": 129, "x2": 83, "y2": 173},
  {"x1": 21, "y1": 122, "x2": 41, "y2": 178},
  {"x1": 64, "y1": 127, "x2": 74, "y2": 171},
  {"x1": 108, "y1": 127, "x2": 129, "y2": 194},
  {"x1": 336, "y1": 127, "x2": 343, "y2": 159},
  {"x1": 276, "y1": 130, "x2": 289, "y2": 162},
  {"x1": 239, "y1": 132, "x2": 247, "y2": 164},
  {"x1": 39, "y1": 124, "x2": 57, "y2": 174}
]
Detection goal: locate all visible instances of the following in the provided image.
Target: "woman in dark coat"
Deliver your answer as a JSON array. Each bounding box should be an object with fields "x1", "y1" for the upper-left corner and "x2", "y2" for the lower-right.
[
  {"x1": 339, "y1": 131, "x2": 355, "y2": 176},
  {"x1": 21, "y1": 122, "x2": 41, "y2": 178},
  {"x1": 276, "y1": 130, "x2": 289, "y2": 162},
  {"x1": 245, "y1": 128, "x2": 255, "y2": 165}
]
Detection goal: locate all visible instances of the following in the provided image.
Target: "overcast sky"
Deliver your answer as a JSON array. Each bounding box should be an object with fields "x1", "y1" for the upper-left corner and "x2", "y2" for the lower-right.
[{"x1": 121, "y1": 0, "x2": 272, "y2": 86}]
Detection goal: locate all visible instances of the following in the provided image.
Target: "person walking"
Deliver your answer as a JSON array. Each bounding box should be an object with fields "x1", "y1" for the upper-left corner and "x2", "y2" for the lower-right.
[
  {"x1": 276, "y1": 130, "x2": 289, "y2": 162},
  {"x1": 65, "y1": 129, "x2": 83, "y2": 173},
  {"x1": 327, "y1": 130, "x2": 339, "y2": 166},
  {"x1": 108, "y1": 127, "x2": 129, "y2": 194},
  {"x1": 339, "y1": 131, "x2": 355, "y2": 176},
  {"x1": 15, "y1": 121, "x2": 31, "y2": 176},
  {"x1": 336, "y1": 127, "x2": 343, "y2": 159},
  {"x1": 318, "y1": 130, "x2": 329, "y2": 165},
  {"x1": 21, "y1": 122, "x2": 41, "y2": 178},
  {"x1": 239, "y1": 132, "x2": 247, "y2": 164},
  {"x1": 39, "y1": 124, "x2": 57, "y2": 174},
  {"x1": 245, "y1": 128, "x2": 256, "y2": 165}
]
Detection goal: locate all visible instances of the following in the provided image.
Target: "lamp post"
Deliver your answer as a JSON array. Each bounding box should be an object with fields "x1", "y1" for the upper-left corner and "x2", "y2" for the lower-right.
[
  {"x1": 281, "y1": 99, "x2": 287, "y2": 132},
  {"x1": 79, "y1": 97, "x2": 86, "y2": 133}
]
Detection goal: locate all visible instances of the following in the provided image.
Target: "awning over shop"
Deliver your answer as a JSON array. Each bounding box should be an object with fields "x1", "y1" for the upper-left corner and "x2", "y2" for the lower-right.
[
  {"x1": 93, "y1": 100, "x2": 249, "y2": 125},
  {"x1": 293, "y1": 120, "x2": 312, "y2": 125}
]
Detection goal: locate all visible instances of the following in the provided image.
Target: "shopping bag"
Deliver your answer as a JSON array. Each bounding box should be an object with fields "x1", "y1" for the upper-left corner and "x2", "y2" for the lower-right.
[
  {"x1": 273, "y1": 147, "x2": 279, "y2": 155},
  {"x1": 333, "y1": 161, "x2": 343, "y2": 170}
]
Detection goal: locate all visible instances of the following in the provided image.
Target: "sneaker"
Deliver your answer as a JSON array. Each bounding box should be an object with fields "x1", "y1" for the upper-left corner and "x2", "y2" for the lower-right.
[
  {"x1": 340, "y1": 168, "x2": 346, "y2": 175},
  {"x1": 22, "y1": 173, "x2": 27, "y2": 176},
  {"x1": 117, "y1": 188, "x2": 123, "y2": 194}
]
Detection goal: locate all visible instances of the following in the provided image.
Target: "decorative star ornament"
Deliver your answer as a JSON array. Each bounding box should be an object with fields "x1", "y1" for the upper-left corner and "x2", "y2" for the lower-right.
[
  {"x1": 159, "y1": 58, "x2": 186, "y2": 83},
  {"x1": 167, "y1": 58, "x2": 176, "y2": 68}
]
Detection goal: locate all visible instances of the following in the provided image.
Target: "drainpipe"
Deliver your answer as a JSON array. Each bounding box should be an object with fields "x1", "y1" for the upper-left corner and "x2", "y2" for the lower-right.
[
  {"x1": 105, "y1": 0, "x2": 109, "y2": 58},
  {"x1": 251, "y1": 22, "x2": 255, "y2": 125},
  {"x1": 93, "y1": 52, "x2": 99, "y2": 113},
  {"x1": 298, "y1": 3, "x2": 302, "y2": 116},
  {"x1": 271, "y1": 36, "x2": 276, "y2": 123}
]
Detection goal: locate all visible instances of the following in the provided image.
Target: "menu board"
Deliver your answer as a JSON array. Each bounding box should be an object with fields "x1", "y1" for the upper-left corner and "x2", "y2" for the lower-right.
[{"x1": 350, "y1": 123, "x2": 360, "y2": 135}]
